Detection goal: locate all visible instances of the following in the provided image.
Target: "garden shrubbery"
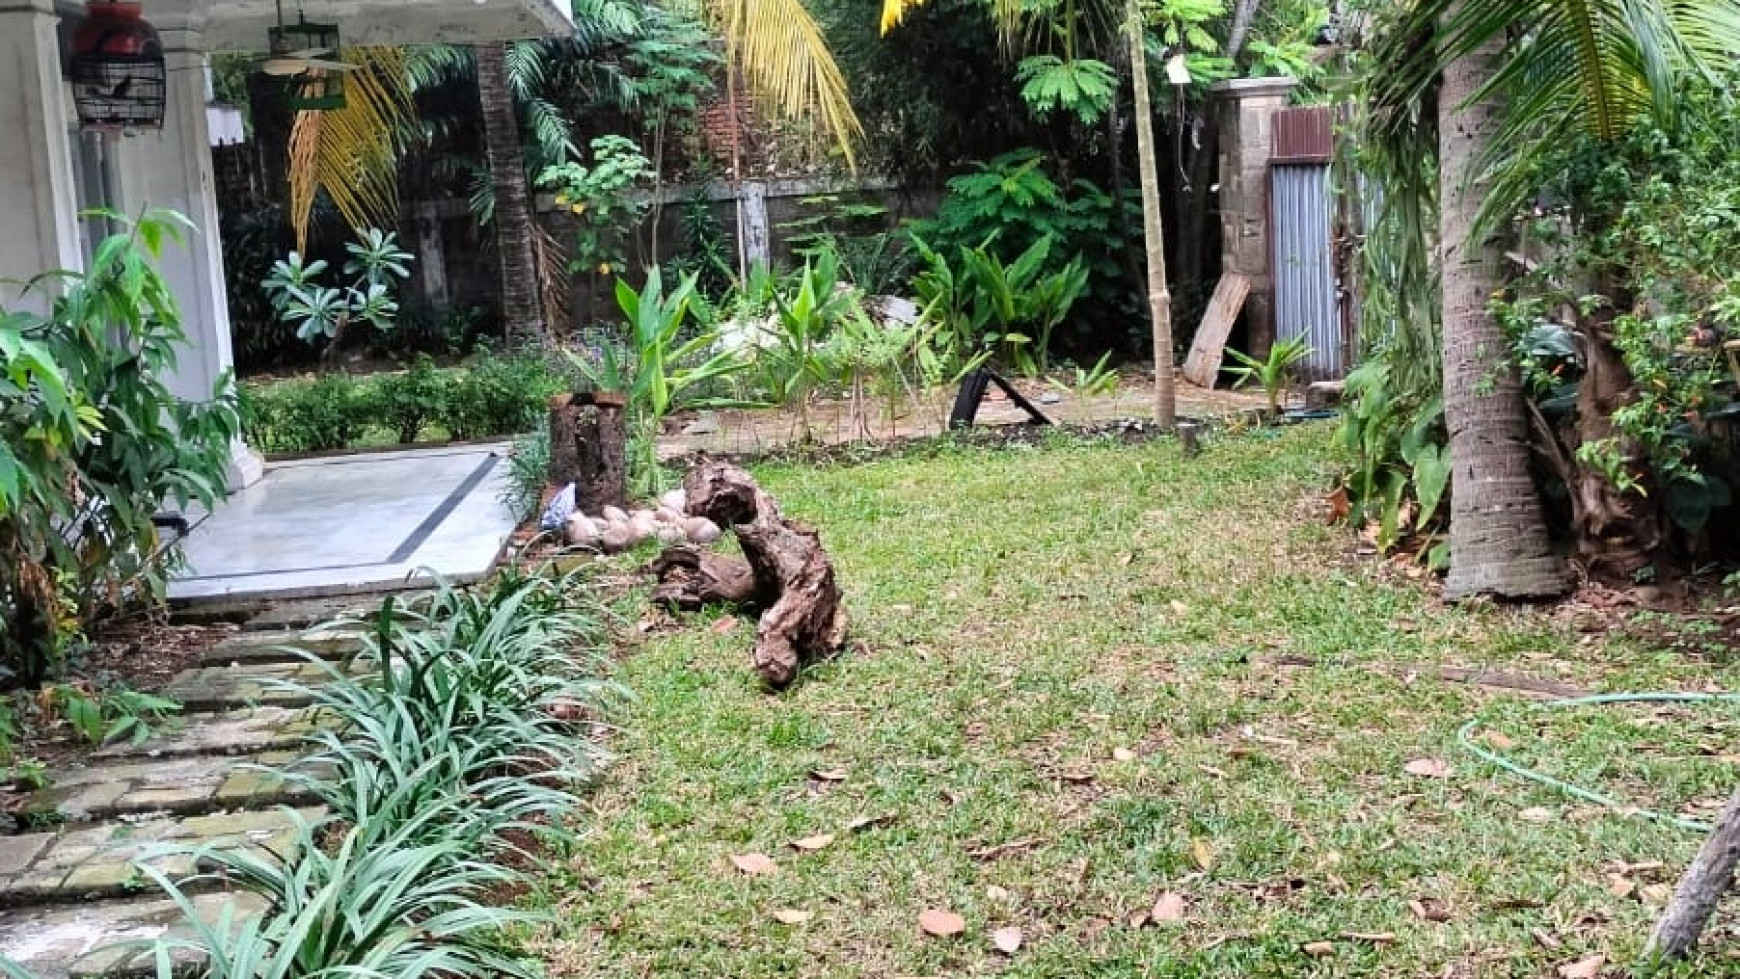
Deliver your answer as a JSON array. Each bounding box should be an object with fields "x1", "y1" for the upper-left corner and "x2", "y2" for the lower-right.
[{"x1": 240, "y1": 353, "x2": 567, "y2": 454}]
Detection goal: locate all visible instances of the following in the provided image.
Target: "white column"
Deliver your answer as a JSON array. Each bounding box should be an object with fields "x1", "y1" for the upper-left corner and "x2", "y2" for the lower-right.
[
  {"x1": 111, "y1": 22, "x2": 263, "y2": 489},
  {"x1": 0, "y1": 0, "x2": 83, "y2": 309}
]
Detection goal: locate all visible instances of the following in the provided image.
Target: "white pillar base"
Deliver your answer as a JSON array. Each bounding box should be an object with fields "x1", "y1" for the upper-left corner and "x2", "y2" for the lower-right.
[{"x1": 0, "y1": 0, "x2": 82, "y2": 309}]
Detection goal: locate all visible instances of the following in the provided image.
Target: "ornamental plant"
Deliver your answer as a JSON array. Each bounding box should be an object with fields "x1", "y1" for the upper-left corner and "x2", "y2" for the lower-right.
[
  {"x1": 262, "y1": 228, "x2": 412, "y2": 358},
  {"x1": 1, "y1": 210, "x2": 240, "y2": 683}
]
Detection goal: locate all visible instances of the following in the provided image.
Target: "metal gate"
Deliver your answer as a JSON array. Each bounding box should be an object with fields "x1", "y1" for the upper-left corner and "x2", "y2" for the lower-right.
[{"x1": 1268, "y1": 106, "x2": 1346, "y2": 380}]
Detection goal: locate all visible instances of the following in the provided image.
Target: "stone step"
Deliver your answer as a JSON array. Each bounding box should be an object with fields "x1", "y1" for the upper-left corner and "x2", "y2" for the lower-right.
[
  {"x1": 91, "y1": 707, "x2": 318, "y2": 763},
  {"x1": 25, "y1": 753, "x2": 320, "y2": 826},
  {"x1": 159, "y1": 660, "x2": 358, "y2": 714},
  {"x1": 232, "y1": 591, "x2": 429, "y2": 633},
  {"x1": 0, "y1": 891, "x2": 268, "y2": 979},
  {"x1": 0, "y1": 807, "x2": 324, "y2": 910},
  {"x1": 196, "y1": 628, "x2": 366, "y2": 667}
]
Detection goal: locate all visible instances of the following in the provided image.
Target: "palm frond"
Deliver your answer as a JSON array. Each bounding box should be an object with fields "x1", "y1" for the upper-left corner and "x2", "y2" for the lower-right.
[
  {"x1": 717, "y1": 0, "x2": 864, "y2": 169},
  {"x1": 286, "y1": 47, "x2": 414, "y2": 251}
]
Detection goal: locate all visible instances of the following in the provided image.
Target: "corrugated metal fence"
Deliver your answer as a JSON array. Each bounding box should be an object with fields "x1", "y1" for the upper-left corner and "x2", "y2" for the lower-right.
[{"x1": 1269, "y1": 106, "x2": 1348, "y2": 381}]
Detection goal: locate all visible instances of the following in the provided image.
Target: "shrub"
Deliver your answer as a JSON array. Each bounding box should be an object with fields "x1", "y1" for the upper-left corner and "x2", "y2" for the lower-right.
[
  {"x1": 375, "y1": 355, "x2": 448, "y2": 444},
  {"x1": 446, "y1": 353, "x2": 564, "y2": 442},
  {"x1": 242, "y1": 373, "x2": 374, "y2": 453},
  {"x1": 501, "y1": 430, "x2": 552, "y2": 523},
  {"x1": 1, "y1": 210, "x2": 240, "y2": 683}
]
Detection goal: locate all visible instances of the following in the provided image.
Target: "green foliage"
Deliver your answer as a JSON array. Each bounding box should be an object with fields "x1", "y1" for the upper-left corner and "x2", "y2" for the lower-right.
[
  {"x1": 572, "y1": 270, "x2": 747, "y2": 494},
  {"x1": 1014, "y1": 56, "x2": 1118, "y2": 126},
  {"x1": 241, "y1": 373, "x2": 374, "y2": 453},
  {"x1": 262, "y1": 229, "x2": 412, "y2": 348},
  {"x1": 375, "y1": 355, "x2": 449, "y2": 444},
  {"x1": 1335, "y1": 361, "x2": 1448, "y2": 552},
  {"x1": 44, "y1": 683, "x2": 180, "y2": 747},
  {"x1": 766, "y1": 252, "x2": 859, "y2": 440},
  {"x1": 1, "y1": 210, "x2": 240, "y2": 683},
  {"x1": 501, "y1": 429, "x2": 553, "y2": 522},
  {"x1": 445, "y1": 353, "x2": 566, "y2": 443},
  {"x1": 539, "y1": 135, "x2": 657, "y2": 278},
  {"x1": 910, "y1": 150, "x2": 1136, "y2": 344},
  {"x1": 780, "y1": 196, "x2": 914, "y2": 296},
  {"x1": 666, "y1": 187, "x2": 736, "y2": 301},
  {"x1": 1226, "y1": 336, "x2": 1313, "y2": 416},
  {"x1": 911, "y1": 235, "x2": 1089, "y2": 378}
]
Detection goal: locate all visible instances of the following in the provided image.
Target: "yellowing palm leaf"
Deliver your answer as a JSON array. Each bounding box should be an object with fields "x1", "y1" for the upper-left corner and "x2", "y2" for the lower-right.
[
  {"x1": 286, "y1": 47, "x2": 413, "y2": 251},
  {"x1": 713, "y1": 0, "x2": 863, "y2": 168}
]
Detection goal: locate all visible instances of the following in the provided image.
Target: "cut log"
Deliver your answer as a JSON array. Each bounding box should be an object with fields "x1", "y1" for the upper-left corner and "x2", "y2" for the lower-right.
[
  {"x1": 649, "y1": 548, "x2": 759, "y2": 610},
  {"x1": 1644, "y1": 784, "x2": 1740, "y2": 962},
  {"x1": 682, "y1": 459, "x2": 848, "y2": 688},
  {"x1": 548, "y1": 393, "x2": 627, "y2": 514},
  {"x1": 1181, "y1": 273, "x2": 1250, "y2": 388}
]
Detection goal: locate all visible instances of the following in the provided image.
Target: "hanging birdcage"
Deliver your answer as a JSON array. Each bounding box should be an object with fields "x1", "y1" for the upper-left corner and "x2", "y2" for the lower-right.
[
  {"x1": 70, "y1": 1, "x2": 167, "y2": 131},
  {"x1": 267, "y1": 10, "x2": 347, "y2": 110}
]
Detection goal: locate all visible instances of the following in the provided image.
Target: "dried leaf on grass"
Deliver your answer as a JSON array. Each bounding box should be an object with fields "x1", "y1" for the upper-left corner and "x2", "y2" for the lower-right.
[
  {"x1": 918, "y1": 908, "x2": 966, "y2": 937},
  {"x1": 1557, "y1": 954, "x2": 1605, "y2": 978},
  {"x1": 1403, "y1": 757, "x2": 1452, "y2": 779},
  {"x1": 730, "y1": 853, "x2": 777, "y2": 876},
  {"x1": 791, "y1": 833, "x2": 836, "y2": 852},
  {"x1": 771, "y1": 908, "x2": 812, "y2": 924},
  {"x1": 991, "y1": 926, "x2": 1023, "y2": 954},
  {"x1": 1151, "y1": 891, "x2": 1186, "y2": 923}
]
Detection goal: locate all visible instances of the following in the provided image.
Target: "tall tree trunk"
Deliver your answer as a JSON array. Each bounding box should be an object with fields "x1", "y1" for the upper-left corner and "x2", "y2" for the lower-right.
[
  {"x1": 1225, "y1": 0, "x2": 1264, "y2": 60},
  {"x1": 1129, "y1": 2, "x2": 1176, "y2": 429},
  {"x1": 476, "y1": 42, "x2": 546, "y2": 346},
  {"x1": 1437, "y1": 8, "x2": 1568, "y2": 600}
]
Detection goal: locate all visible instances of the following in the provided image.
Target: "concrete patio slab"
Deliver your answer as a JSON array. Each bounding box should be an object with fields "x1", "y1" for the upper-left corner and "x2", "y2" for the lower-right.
[{"x1": 168, "y1": 445, "x2": 516, "y2": 604}]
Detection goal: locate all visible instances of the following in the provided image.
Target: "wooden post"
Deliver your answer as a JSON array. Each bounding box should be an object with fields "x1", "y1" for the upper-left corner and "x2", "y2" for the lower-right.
[
  {"x1": 1645, "y1": 785, "x2": 1740, "y2": 962},
  {"x1": 548, "y1": 393, "x2": 628, "y2": 514}
]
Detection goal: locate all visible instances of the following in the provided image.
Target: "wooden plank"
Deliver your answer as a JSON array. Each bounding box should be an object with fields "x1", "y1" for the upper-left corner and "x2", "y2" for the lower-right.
[{"x1": 1181, "y1": 273, "x2": 1251, "y2": 388}]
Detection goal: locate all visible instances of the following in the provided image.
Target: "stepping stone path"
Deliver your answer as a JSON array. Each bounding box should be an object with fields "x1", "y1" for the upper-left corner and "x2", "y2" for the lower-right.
[{"x1": 0, "y1": 595, "x2": 409, "y2": 979}]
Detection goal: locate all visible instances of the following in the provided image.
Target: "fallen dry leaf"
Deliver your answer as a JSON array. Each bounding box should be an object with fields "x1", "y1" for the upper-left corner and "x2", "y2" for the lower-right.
[
  {"x1": 1112, "y1": 747, "x2": 1138, "y2": 762},
  {"x1": 918, "y1": 908, "x2": 966, "y2": 937},
  {"x1": 985, "y1": 885, "x2": 1010, "y2": 902},
  {"x1": 729, "y1": 853, "x2": 777, "y2": 876},
  {"x1": 846, "y1": 813, "x2": 897, "y2": 833},
  {"x1": 1519, "y1": 806, "x2": 1555, "y2": 823},
  {"x1": 1404, "y1": 757, "x2": 1452, "y2": 779},
  {"x1": 709, "y1": 616, "x2": 740, "y2": 635},
  {"x1": 1605, "y1": 875, "x2": 1635, "y2": 899},
  {"x1": 1189, "y1": 838, "x2": 1217, "y2": 871},
  {"x1": 770, "y1": 908, "x2": 812, "y2": 924},
  {"x1": 1341, "y1": 931, "x2": 1396, "y2": 944},
  {"x1": 1482, "y1": 729, "x2": 1518, "y2": 751},
  {"x1": 1302, "y1": 940, "x2": 1336, "y2": 957},
  {"x1": 1533, "y1": 928, "x2": 1563, "y2": 951},
  {"x1": 1151, "y1": 891, "x2": 1186, "y2": 923},
  {"x1": 790, "y1": 834, "x2": 836, "y2": 852},
  {"x1": 1409, "y1": 898, "x2": 1452, "y2": 923},
  {"x1": 1325, "y1": 485, "x2": 1352, "y2": 523},
  {"x1": 991, "y1": 926, "x2": 1023, "y2": 955},
  {"x1": 1557, "y1": 953, "x2": 1605, "y2": 978},
  {"x1": 1641, "y1": 883, "x2": 1674, "y2": 906},
  {"x1": 1169, "y1": 599, "x2": 1191, "y2": 616},
  {"x1": 810, "y1": 768, "x2": 848, "y2": 782}
]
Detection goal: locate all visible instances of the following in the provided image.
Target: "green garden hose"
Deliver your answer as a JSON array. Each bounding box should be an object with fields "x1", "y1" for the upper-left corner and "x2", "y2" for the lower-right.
[{"x1": 1457, "y1": 691, "x2": 1740, "y2": 835}]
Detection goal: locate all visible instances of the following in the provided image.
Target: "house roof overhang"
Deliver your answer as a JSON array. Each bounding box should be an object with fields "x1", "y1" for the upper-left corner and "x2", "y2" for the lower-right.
[{"x1": 86, "y1": 0, "x2": 575, "y2": 50}]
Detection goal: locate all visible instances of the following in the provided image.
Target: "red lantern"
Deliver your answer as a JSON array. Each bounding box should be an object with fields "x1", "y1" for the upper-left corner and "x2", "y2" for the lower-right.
[{"x1": 70, "y1": 1, "x2": 168, "y2": 131}]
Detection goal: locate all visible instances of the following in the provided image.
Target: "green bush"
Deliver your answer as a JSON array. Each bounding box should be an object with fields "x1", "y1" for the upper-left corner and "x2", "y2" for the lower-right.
[
  {"x1": 2, "y1": 210, "x2": 240, "y2": 683},
  {"x1": 446, "y1": 353, "x2": 564, "y2": 442},
  {"x1": 242, "y1": 373, "x2": 374, "y2": 453},
  {"x1": 375, "y1": 354, "x2": 448, "y2": 444}
]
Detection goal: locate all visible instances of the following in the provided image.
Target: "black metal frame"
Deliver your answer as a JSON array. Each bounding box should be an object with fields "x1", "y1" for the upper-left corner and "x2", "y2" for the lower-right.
[{"x1": 70, "y1": 50, "x2": 166, "y2": 131}]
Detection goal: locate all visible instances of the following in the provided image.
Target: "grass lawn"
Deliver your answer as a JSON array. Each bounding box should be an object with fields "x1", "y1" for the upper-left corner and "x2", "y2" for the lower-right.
[{"x1": 536, "y1": 424, "x2": 1740, "y2": 977}]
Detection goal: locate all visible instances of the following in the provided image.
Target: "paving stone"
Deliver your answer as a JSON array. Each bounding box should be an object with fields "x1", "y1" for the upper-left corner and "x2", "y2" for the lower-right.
[
  {"x1": 0, "y1": 892, "x2": 268, "y2": 979},
  {"x1": 91, "y1": 707, "x2": 314, "y2": 761},
  {"x1": 0, "y1": 808, "x2": 324, "y2": 907},
  {"x1": 0, "y1": 834, "x2": 54, "y2": 876},
  {"x1": 197, "y1": 628, "x2": 365, "y2": 667},
  {"x1": 159, "y1": 663, "x2": 331, "y2": 713},
  {"x1": 237, "y1": 591, "x2": 428, "y2": 632},
  {"x1": 31, "y1": 756, "x2": 240, "y2": 822}
]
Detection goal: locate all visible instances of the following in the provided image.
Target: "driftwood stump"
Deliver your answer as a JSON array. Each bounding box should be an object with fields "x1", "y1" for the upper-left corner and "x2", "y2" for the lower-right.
[
  {"x1": 648, "y1": 548, "x2": 758, "y2": 610},
  {"x1": 1644, "y1": 784, "x2": 1740, "y2": 961},
  {"x1": 661, "y1": 459, "x2": 848, "y2": 688},
  {"x1": 548, "y1": 393, "x2": 627, "y2": 514}
]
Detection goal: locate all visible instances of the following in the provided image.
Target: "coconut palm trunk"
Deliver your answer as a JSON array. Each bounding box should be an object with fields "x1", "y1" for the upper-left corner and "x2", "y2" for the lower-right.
[
  {"x1": 1436, "y1": 8, "x2": 1567, "y2": 600},
  {"x1": 476, "y1": 42, "x2": 547, "y2": 345},
  {"x1": 1127, "y1": 2, "x2": 1176, "y2": 429}
]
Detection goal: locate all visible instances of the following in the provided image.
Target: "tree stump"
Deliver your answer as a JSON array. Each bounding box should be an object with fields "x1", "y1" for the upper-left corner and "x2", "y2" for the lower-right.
[
  {"x1": 548, "y1": 393, "x2": 627, "y2": 514},
  {"x1": 679, "y1": 459, "x2": 848, "y2": 688},
  {"x1": 1645, "y1": 784, "x2": 1740, "y2": 962}
]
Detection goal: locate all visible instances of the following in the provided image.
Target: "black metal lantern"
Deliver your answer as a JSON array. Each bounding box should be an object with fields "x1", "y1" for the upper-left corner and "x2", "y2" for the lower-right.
[
  {"x1": 70, "y1": 1, "x2": 167, "y2": 131},
  {"x1": 268, "y1": 12, "x2": 347, "y2": 111}
]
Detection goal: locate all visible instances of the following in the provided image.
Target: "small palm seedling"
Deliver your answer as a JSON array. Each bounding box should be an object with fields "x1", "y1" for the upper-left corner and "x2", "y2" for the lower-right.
[
  {"x1": 1048, "y1": 352, "x2": 1119, "y2": 424},
  {"x1": 1226, "y1": 336, "x2": 1314, "y2": 418}
]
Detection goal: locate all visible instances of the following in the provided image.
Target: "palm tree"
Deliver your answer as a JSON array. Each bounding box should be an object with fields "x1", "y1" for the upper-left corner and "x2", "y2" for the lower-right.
[
  {"x1": 1368, "y1": 0, "x2": 1740, "y2": 596},
  {"x1": 1432, "y1": 2, "x2": 1566, "y2": 599},
  {"x1": 476, "y1": 42, "x2": 547, "y2": 344}
]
